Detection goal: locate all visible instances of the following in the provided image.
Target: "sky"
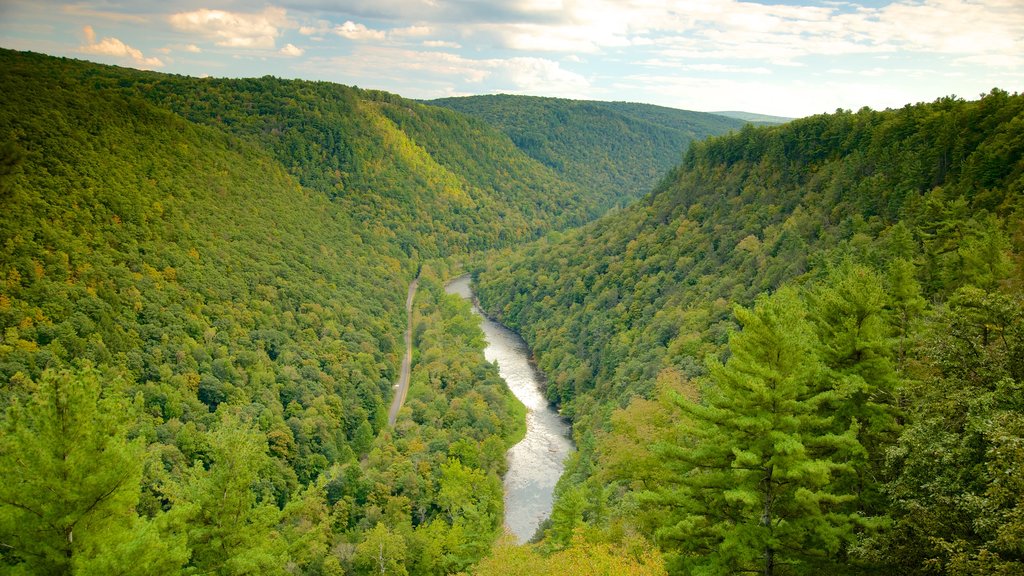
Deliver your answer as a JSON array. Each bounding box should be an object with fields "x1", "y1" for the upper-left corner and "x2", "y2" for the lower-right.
[{"x1": 0, "y1": 0, "x2": 1021, "y2": 117}]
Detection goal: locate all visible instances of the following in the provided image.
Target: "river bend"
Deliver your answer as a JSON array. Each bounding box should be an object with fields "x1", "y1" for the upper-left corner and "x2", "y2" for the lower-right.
[{"x1": 445, "y1": 275, "x2": 573, "y2": 543}]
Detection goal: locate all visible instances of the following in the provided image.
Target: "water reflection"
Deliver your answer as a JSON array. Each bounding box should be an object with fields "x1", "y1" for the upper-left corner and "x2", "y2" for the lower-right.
[{"x1": 445, "y1": 275, "x2": 573, "y2": 543}]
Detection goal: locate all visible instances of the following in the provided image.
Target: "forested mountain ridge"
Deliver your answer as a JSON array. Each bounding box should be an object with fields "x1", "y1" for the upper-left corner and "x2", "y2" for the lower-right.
[
  {"x1": 429, "y1": 94, "x2": 747, "y2": 208},
  {"x1": 711, "y1": 110, "x2": 792, "y2": 124},
  {"x1": 2, "y1": 49, "x2": 605, "y2": 257},
  {"x1": 474, "y1": 90, "x2": 1024, "y2": 574}
]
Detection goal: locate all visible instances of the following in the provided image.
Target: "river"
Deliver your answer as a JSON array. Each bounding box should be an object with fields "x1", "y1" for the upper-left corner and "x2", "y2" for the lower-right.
[{"x1": 445, "y1": 275, "x2": 574, "y2": 543}]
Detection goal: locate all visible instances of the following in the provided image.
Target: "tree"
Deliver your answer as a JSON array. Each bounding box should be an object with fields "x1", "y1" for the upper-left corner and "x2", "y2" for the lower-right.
[
  {"x1": 173, "y1": 414, "x2": 287, "y2": 575},
  {"x1": 863, "y1": 287, "x2": 1024, "y2": 573},
  {"x1": 645, "y1": 288, "x2": 862, "y2": 575},
  {"x1": 0, "y1": 366, "x2": 187, "y2": 575},
  {"x1": 0, "y1": 140, "x2": 23, "y2": 198},
  {"x1": 353, "y1": 523, "x2": 407, "y2": 576},
  {"x1": 436, "y1": 459, "x2": 502, "y2": 568},
  {"x1": 472, "y1": 532, "x2": 668, "y2": 576},
  {"x1": 809, "y1": 263, "x2": 901, "y2": 518},
  {"x1": 885, "y1": 258, "x2": 926, "y2": 369}
]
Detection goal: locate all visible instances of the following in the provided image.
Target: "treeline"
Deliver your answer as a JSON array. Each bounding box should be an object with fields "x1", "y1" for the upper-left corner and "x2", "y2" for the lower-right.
[
  {"x1": 474, "y1": 89, "x2": 1024, "y2": 574},
  {"x1": 431, "y1": 94, "x2": 746, "y2": 208}
]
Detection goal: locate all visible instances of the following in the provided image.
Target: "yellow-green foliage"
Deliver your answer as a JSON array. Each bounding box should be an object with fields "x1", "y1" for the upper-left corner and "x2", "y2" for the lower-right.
[{"x1": 470, "y1": 532, "x2": 667, "y2": 576}]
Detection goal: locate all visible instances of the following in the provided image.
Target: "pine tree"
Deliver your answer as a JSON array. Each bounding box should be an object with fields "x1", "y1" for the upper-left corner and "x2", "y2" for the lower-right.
[
  {"x1": 809, "y1": 263, "x2": 901, "y2": 517},
  {"x1": 0, "y1": 366, "x2": 187, "y2": 575},
  {"x1": 646, "y1": 288, "x2": 862, "y2": 575},
  {"x1": 173, "y1": 413, "x2": 287, "y2": 575},
  {"x1": 864, "y1": 287, "x2": 1024, "y2": 573},
  {"x1": 885, "y1": 258, "x2": 926, "y2": 369}
]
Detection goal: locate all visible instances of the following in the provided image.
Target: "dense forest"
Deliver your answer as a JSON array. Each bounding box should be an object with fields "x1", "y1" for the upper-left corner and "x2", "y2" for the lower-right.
[
  {"x1": 475, "y1": 90, "x2": 1024, "y2": 574},
  {"x1": 3, "y1": 45, "x2": 1023, "y2": 576},
  {"x1": 431, "y1": 94, "x2": 747, "y2": 208},
  {"x1": 0, "y1": 49, "x2": 739, "y2": 574}
]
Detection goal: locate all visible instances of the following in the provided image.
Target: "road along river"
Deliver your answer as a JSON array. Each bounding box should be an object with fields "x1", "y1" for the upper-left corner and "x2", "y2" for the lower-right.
[
  {"x1": 387, "y1": 276, "x2": 418, "y2": 427},
  {"x1": 445, "y1": 275, "x2": 574, "y2": 543}
]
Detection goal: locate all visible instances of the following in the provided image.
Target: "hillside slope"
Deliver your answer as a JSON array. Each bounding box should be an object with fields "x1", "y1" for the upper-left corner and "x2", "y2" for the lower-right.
[
  {"x1": 5, "y1": 50, "x2": 603, "y2": 258},
  {"x1": 0, "y1": 47, "x2": 409, "y2": 489},
  {"x1": 475, "y1": 90, "x2": 1024, "y2": 574},
  {"x1": 429, "y1": 94, "x2": 745, "y2": 208}
]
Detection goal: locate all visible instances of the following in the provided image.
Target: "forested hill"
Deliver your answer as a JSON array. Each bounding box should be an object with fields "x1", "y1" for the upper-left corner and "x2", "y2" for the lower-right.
[
  {"x1": 2, "y1": 49, "x2": 608, "y2": 257},
  {"x1": 475, "y1": 90, "x2": 1024, "y2": 574},
  {"x1": 429, "y1": 94, "x2": 747, "y2": 207},
  {"x1": 711, "y1": 110, "x2": 792, "y2": 124}
]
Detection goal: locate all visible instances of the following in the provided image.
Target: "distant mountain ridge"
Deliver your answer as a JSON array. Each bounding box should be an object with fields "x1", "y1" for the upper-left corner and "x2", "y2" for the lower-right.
[
  {"x1": 429, "y1": 94, "x2": 747, "y2": 206},
  {"x1": 711, "y1": 110, "x2": 793, "y2": 124}
]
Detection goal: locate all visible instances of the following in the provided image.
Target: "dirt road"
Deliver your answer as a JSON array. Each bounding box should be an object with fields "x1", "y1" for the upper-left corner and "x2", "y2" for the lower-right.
[{"x1": 387, "y1": 277, "x2": 418, "y2": 427}]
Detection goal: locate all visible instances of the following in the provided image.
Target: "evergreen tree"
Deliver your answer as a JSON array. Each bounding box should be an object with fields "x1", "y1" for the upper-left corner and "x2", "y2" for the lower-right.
[
  {"x1": 646, "y1": 289, "x2": 862, "y2": 575},
  {"x1": 809, "y1": 263, "x2": 901, "y2": 518},
  {"x1": 0, "y1": 366, "x2": 187, "y2": 575},
  {"x1": 173, "y1": 414, "x2": 287, "y2": 575},
  {"x1": 866, "y1": 287, "x2": 1024, "y2": 573},
  {"x1": 885, "y1": 258, "x2": 926, "y2": 370}
]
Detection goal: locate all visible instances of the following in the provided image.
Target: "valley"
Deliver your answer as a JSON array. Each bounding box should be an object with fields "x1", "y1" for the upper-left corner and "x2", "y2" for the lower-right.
[{"x1": 1, "y1": 46, "x2": 1023, "y2": 576}]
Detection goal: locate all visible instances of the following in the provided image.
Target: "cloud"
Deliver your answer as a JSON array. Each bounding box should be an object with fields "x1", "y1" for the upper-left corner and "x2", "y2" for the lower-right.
[
  {"x1": 391, "y1": 25, "x2": 432, "y2": 37},
  {"x1": 301, "y1": 19, "x2": 429, "y2": 42},
  {"x1": 279, "y1": 43, "x2": 304, "y2": 57},
  {"x1": 424, "y1": 40, "x2": 462, "y2": 49},
  {"x1": 80, "y1": 25, "x2": 164, "y2": 68},
  {"x1": 612, "y1": 67, "x2": 983, "y2": 117},
  {"x1": 501, "y1": 56, "x2": 590, "y2": 95},
  {"x1": 302, "y1": 46, "x2": 590, "y2": 99},
  {"x1": 954, "y1": 53, "x2": 1024, "y2": 69},
  {"x1": 335, "y1": 20, "x2": 386, "y2": 40},
  {"x1": 158, "y1": 43, "x2": 203, "y2": 54},
  {"x1": 399, "y1": 0, "x2": 1023, "y2": 72},
  {"x1": 169, "y1": 7, "x2": 291, "y2": 49},
  {"x1": 299, "y1": 19, "x2": 332, "y2": 37}
]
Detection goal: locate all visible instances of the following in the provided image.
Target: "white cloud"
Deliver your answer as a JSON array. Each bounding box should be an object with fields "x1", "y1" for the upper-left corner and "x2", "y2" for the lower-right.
[
  {"x1": 159, "y1": 43, "x2": 202, "y2": 54},
  {"x1": 279, "y1": 43, "x2": 304, "y2": 57},
  {"x1": 501, "y1": 57, "x2": 590, "y2": 95},
  {"x1": 335, "y1": 20, "x2": 386, "y2": 41},
  {"x1": 80, "y1": 25, "x2": 164, "y2": 68},
  {"x1": 302, "y1": 46, "x2": 590, "y2": 99},
  {"x1": 614, "y1": 71, "x2": 939, "y2": 117},
  {"x1": 169, "y1": 7, "x2": 291, "y2": 49},
  {"x1": 954, "y1": 53, "x2": 1024, "y2": 68},
  {"x1": 424, "y1": 40, "x2": 462, "y2": 49},
  {"x1": 431, "y1": 0, "x2": 1024, "y2": 72},
  {"x1": 306, "y1": 19, "x2": 435, "y2": 43},
  {"x1": 299, "y1": 19, "x2": 331, "y2": 37}
]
